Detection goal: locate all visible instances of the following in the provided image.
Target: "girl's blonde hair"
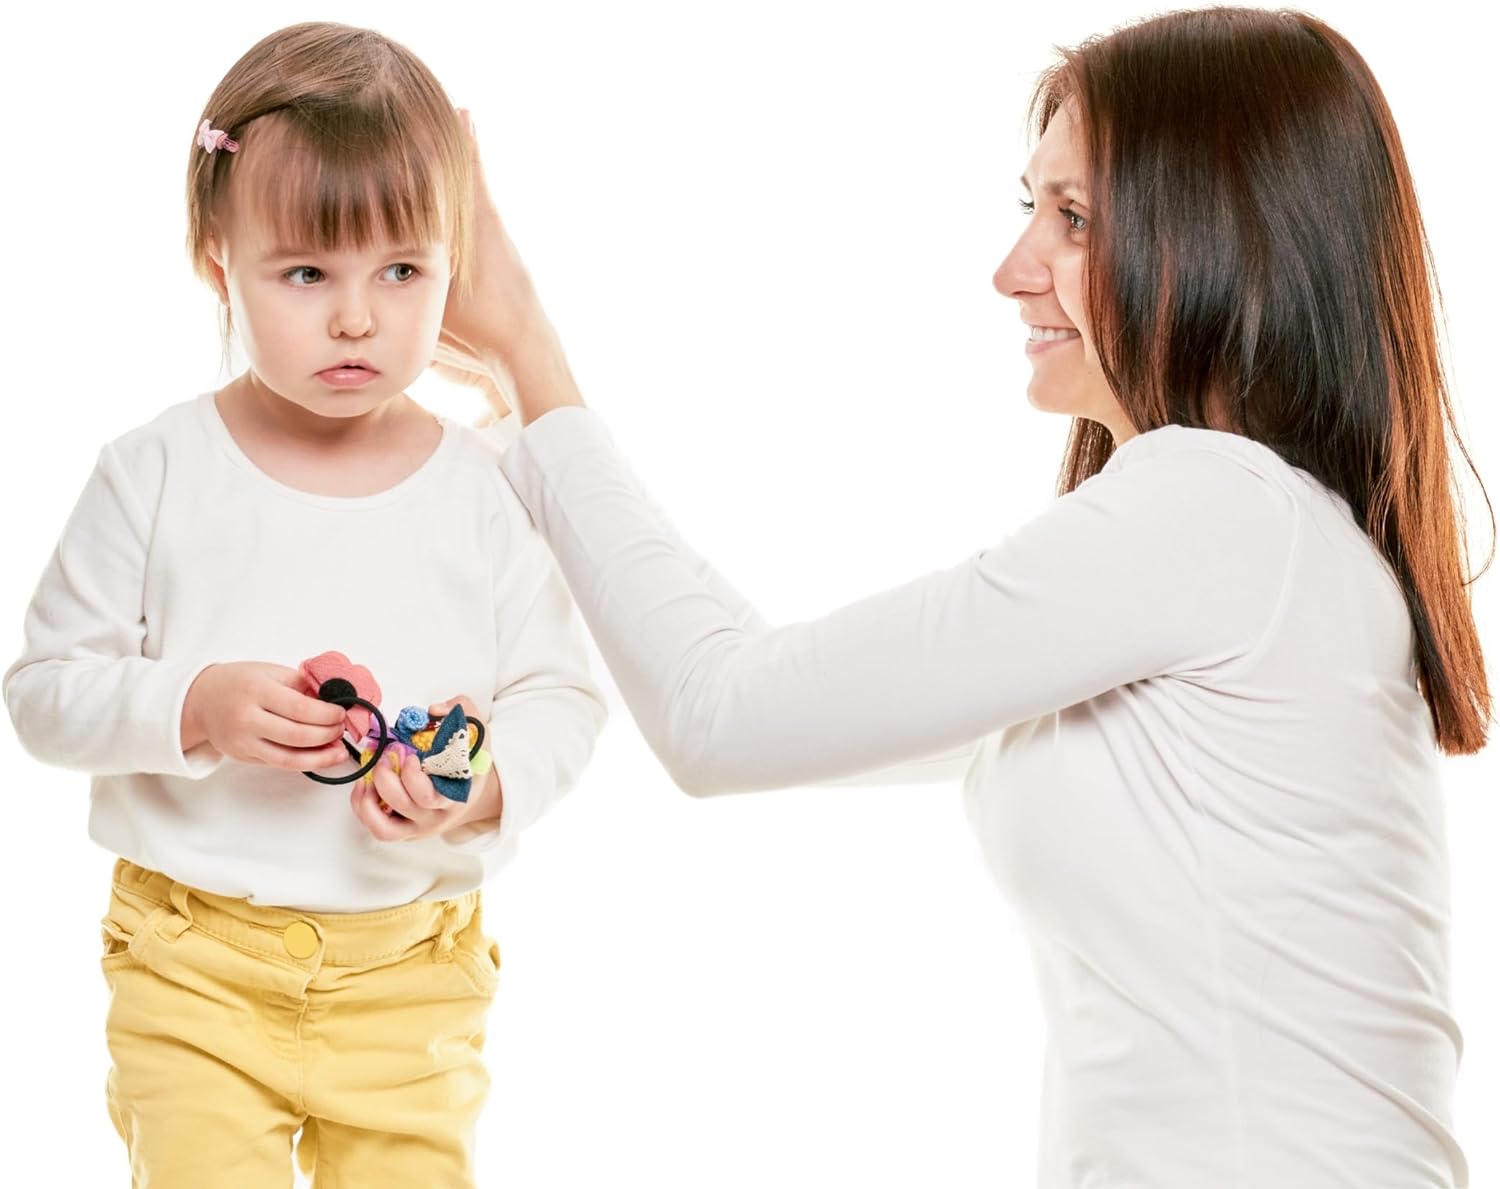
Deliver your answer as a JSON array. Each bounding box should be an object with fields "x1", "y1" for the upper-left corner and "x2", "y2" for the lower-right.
[{"x1": 185, "y1": 22, "x2": 475, "y2": 362}]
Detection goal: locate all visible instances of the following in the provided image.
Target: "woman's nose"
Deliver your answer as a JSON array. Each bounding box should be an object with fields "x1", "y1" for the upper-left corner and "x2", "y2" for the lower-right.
[{"x1": 992, "y1": 234, "x2": 1049, "y2": 301}]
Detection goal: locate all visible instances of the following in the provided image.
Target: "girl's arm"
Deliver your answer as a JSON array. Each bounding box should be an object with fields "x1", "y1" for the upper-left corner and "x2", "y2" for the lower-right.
[
  {"x1": 3, "y1": 444, "x2": 225, "y2": 777},
  {"x1": 440, "y1": 483, "x2": 609, "y2": 850},
  {"x1": 495, "y1": 408, "x2": 1295, "y2": 797}
]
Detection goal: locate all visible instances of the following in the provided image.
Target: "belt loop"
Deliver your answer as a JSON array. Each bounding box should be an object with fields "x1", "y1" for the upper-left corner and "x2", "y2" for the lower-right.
[
  {"x1": 159, "y1": 881, "x2": 195, "y2": 943},
  {"x1": 434, "y1": 900, "x2": 462, "y2": 956}
]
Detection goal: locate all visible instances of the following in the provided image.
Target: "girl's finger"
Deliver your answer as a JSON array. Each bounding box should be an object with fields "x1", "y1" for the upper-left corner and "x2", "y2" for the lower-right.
[
  {"x1": 257, "y1": 707, "x2": 346, "y2": 750},
  {"x1": 428, "y1": 695, "x2": 483, "y2": 721},
  {"x1": 351, "y1": 781, "x2": 415, "y2": 842},
  {"x1": 262, "y1": 680, "x2": 347, "y2": 727},
  {"x1": 399, "y1": 754, "x2": 452, "y2": 814},
  {"x1": 369, "y1": 751, "x2": 427, "y2": 820},
  {"x1": 254, "y1": 739, "x2": 350, "y2": 772}
]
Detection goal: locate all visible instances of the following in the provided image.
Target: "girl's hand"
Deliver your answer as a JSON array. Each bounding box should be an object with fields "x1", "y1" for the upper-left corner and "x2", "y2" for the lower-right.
[
  {"x1": 350, "y1": 695, "x2": 504, "y2": 843},
  {"x1": 181, "y1": 662, "x2": 350, "y2": 770},
  {"x1": 435, "y1": 108, "x2": 585, "y2": 425}
]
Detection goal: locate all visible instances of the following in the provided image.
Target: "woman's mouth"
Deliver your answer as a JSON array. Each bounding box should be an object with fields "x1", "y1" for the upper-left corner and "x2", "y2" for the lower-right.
[{"x1": 1026, "y1": 326, "x2": 1082, "y2": 355}]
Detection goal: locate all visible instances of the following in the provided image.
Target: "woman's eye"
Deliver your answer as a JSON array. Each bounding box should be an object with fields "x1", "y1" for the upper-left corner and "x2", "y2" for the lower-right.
[
  {"x1": 383, "y1": 263, "x2": 419, "y2": 282},
  {"x1": 1016, "y1": 198, "x2": 1087, "y2": 233},
  {"x1": 285, "y1": 266, "x2": 323, "y2": 286}
]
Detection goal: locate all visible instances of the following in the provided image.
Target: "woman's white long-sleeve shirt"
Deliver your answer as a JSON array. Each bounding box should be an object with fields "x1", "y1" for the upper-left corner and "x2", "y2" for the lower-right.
[
  {"x1": 4, "y1": 394, "x2": 607, "y2": 912},
  {"x1": 497, "y1": 407, "x2": 1464, "y2": 1188}
]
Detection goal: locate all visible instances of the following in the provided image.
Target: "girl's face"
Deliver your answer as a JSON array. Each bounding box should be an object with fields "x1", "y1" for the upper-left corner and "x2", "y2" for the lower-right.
[
  {"x1": 207, "y1": 207, "x2": 451, "y2": 422},
  {"x1": 992, "y1": 99, "x2": 1134, "y2": 446}
]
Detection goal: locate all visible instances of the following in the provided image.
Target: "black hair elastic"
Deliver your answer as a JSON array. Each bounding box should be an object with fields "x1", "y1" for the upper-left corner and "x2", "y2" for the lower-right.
[{"x1": 303, "y1": 677, "x2": 391, "y2": 786}]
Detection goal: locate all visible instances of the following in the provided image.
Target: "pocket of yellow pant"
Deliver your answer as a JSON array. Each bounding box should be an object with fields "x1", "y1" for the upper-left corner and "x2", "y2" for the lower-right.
[
  {"x1": 99, "y1": 883, "x2": 170, "y2": 973},
  {"x1": 451, "y1": 922, "x2": 501, "y2": 997}
]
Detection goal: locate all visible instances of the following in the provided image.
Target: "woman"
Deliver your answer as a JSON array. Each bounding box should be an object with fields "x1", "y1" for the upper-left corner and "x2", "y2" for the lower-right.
[{"x1": 438, "y1": 7, "x2": 1490, "y2": 1186}]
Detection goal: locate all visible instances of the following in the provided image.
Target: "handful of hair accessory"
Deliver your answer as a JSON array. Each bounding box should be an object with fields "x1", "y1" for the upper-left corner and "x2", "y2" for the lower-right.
[{"x1": 297, "y1": 651, "x2": 486, "y2": 802}]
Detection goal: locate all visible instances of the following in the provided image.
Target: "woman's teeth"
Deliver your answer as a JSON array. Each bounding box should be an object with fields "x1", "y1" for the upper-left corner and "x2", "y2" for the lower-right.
[{"x1": 1029, "y1": 326, "x2": 1081, "y2": 342}]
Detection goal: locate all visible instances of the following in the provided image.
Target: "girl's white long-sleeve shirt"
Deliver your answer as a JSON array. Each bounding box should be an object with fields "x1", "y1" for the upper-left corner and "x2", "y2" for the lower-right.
[
  {"x1": 4, "y1": 394, "x2": 606, "y2": 912},
  {"x1": 496, "y1": 406, "x2": 1464, "y2": 1189}
]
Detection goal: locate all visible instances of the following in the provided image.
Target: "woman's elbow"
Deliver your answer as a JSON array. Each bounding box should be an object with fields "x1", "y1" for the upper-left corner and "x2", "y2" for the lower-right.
[
  {"x1": 649, "y1": 740, "x2": 751, "y2": 799},
  {"x1": 663, "y1": 757, "x2": 740, "y2": 799}
]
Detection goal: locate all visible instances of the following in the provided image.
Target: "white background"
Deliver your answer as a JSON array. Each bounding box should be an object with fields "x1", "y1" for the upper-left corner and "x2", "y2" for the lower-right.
[{"x1": 2, "y1": 2, "x2": 1495, "y2": 1185}]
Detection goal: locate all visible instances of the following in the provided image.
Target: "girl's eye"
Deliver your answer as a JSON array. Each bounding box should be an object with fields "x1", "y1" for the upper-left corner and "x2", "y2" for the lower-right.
[
  {"x1": 283, "y1": 263, "x2": 419, "y2": 285},
  {"x1": 1017, "y1": 198, "x2": 1036, "y2": 215}
]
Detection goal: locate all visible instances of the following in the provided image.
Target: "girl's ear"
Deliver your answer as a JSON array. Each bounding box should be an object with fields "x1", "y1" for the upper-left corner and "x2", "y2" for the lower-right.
[{"x1": 205, "y1": 234, "x2": 230, "y2": 304}]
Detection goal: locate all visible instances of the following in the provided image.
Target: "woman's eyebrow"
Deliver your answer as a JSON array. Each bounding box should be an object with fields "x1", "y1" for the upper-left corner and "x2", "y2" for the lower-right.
[{"x1": 1019, "y1": 174, "x2": 1086, "y2": 198}]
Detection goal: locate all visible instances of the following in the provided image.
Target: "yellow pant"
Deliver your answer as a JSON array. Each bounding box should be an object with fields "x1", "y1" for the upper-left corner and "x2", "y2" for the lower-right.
[{"x1": 99, "y1": 858, "x2": 501, "y2": 1188}]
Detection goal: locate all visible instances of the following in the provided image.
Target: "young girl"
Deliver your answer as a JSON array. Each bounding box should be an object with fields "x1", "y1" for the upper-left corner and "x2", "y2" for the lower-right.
[{"x1": 3, "y1": 21, "x2": 606, "y2": 1188}]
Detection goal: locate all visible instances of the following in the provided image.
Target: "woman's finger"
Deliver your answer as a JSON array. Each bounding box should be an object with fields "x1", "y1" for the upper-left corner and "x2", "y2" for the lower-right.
[{"x1": 456, "y1": 107, "x2": 492, "y2": 200}]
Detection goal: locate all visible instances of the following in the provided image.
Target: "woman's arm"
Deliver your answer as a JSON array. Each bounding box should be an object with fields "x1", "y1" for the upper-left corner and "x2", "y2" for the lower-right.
[
  {"x1": 495, "y1": 410, "x2": 1294, "y2": 796},
  {"x1": 440, "y1": 110, "x2": 1290, "y2": 796},
  {"x1": 476, "y1": 410, "x2": 979, "y2": 788}
]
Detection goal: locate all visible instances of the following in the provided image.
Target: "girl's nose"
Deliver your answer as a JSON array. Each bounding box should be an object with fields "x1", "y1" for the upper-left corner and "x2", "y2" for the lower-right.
[{"x1": 331, "y1": 292, "x2": 374, "y2": 338}]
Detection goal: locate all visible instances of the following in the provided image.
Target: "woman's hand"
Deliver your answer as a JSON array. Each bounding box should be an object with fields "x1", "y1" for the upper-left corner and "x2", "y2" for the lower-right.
[
  {"x1": 435, "y1": 107, "x2": 585, "y2": 425},
  {"x1": 350, "y1": 695, "x2": 504, "y2": 843},
  {"x1": 181, "y1": 662, "x2": 350, "y2": 770}
]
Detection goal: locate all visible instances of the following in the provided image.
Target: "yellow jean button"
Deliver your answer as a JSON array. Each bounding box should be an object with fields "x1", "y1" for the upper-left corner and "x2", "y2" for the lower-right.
[{"x1": 283, "y1": 920, "x2": 318, "y2": 959}]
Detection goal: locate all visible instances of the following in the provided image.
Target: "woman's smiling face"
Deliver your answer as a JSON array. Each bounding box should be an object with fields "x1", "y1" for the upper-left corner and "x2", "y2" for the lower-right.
[{"x1": 992, "y1": 98, "x2": 1135, "y2": 446}]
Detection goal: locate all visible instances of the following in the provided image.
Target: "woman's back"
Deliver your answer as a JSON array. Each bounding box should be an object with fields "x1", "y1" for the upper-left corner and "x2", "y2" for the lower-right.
[{"x1": 970, "y1": 425, "x2": 1463, "y2": 1187}]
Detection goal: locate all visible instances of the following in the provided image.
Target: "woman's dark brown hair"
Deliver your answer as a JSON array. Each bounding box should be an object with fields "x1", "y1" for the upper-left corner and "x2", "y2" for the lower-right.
[{"x1": 1032, "y1": 5, "x2": 1491, "y2": 755}]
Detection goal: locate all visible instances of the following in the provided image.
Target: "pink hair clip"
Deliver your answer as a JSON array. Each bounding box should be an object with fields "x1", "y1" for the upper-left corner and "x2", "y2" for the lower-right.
[{"x1": 197, "y1": 118, "x2": 239, "y2": 155}]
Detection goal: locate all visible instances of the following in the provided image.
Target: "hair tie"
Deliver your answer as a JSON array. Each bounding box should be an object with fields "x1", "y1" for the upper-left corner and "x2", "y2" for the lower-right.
[
  {"x1": 197, "y1": 118, "x2": 239, "y2": 155},
  {"x1": 292, "y1": 652, "x2": 487, "y2": 801}
]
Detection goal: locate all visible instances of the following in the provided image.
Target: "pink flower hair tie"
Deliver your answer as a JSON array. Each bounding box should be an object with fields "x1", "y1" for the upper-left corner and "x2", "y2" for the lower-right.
[{"x1": 197, "y1": 118, "x2": 239, "y2": 155}]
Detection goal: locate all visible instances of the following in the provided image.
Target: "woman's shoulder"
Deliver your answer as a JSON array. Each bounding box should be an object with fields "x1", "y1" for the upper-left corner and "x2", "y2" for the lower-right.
[
  {"x1": 1092, "y1": 423, "x2": 1317, "y2": 517},
  {"x1": 1104, "y1": 423, "x2": 1362, "y2": 528},
  {"x1": 1102, "y1": 423, "x2": 1292, "y2": 480}
]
